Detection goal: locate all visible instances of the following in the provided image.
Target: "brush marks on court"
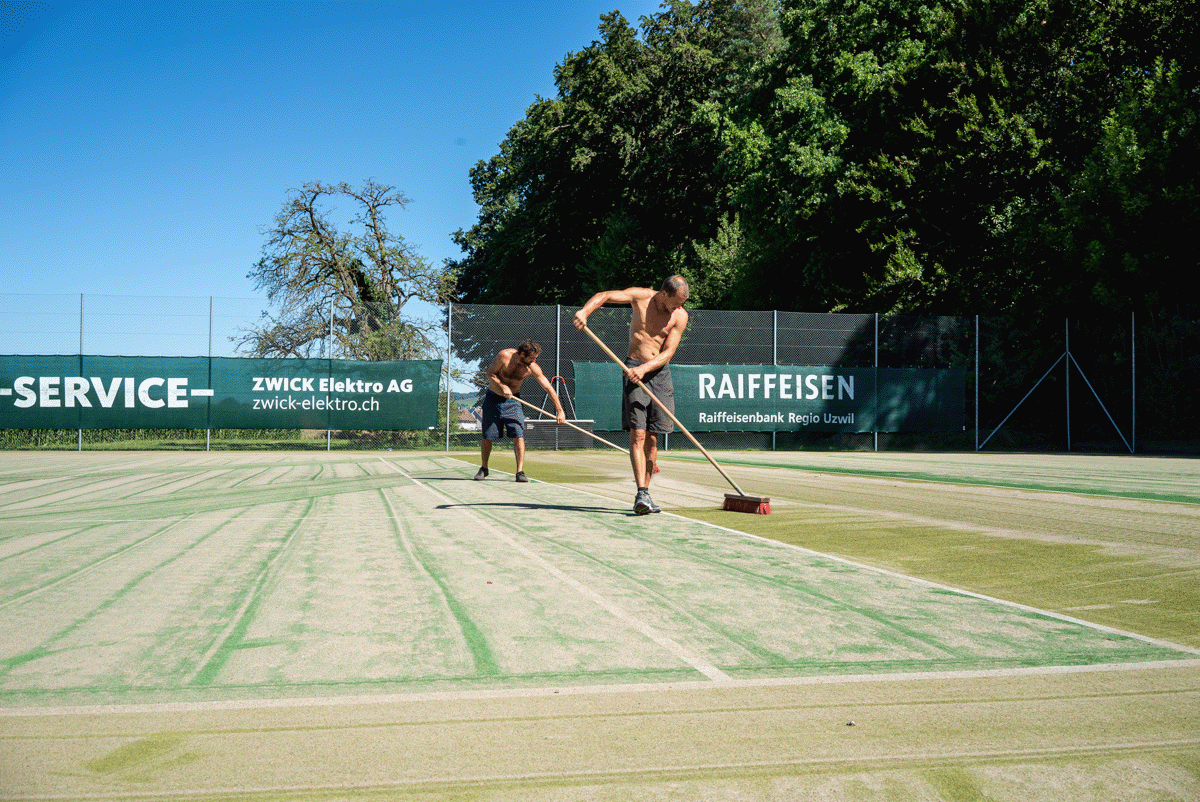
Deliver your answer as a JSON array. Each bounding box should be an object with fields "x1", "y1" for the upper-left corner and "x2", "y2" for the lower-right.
[
  {"x1": 0, "y1": 453, "x2": 1193, "y2": 709},
  {"x1": 421, "y1": 470, "x2": 1189, "y2": 679}
]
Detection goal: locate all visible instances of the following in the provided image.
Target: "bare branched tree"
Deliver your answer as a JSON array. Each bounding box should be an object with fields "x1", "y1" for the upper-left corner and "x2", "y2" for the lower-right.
[{"x1": 238, "y1": 180, "x2": 457, "y2": 360}]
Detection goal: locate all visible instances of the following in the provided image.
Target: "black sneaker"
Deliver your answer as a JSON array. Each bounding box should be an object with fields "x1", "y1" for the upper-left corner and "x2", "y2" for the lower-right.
[
  {"x1": 647, "y1": 497, "x2": 662, "y2": 513},
  {"x1": 515, "y1": 471, "x2": 529, "y2": 483},
  {"x1": 473, "y1": 467, "x2": 488, "y2": 480},
  {"x1": 633, "y1": 490, "x2": 652, "y2": 515}
]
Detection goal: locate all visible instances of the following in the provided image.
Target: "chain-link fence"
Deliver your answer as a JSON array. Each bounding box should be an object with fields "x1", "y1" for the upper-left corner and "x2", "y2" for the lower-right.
[{"x1": 2, "y1": 294, "x2": 1196, "y2": 454}]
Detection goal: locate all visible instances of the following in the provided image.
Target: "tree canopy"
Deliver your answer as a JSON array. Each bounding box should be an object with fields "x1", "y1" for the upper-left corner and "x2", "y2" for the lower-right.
[
  {"x1": 240, "y1": 180, "x2": 455, "y2": 360},
  {"x1": 448, "y1": 0, "x2": 1198, "y2": 317}
]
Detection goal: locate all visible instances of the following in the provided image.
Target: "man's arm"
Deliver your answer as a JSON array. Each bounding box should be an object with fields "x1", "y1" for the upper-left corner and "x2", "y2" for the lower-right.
[
  {"x1": 572, "y1": 287, "x2": 652, "y2": 330},
  {"x1": 529, "y1": 363, "x2": 567, "y2": 423}
]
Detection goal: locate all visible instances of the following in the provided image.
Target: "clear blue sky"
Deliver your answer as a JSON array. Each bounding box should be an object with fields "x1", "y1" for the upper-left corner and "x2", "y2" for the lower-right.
[{"x1": 0, "y1": 0, "x2": 665, "y2": 305}]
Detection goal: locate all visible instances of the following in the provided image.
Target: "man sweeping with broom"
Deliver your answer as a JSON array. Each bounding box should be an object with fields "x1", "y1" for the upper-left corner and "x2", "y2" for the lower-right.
[
  {"x1": 475, "y1": 339, "x2": 566, "y2": 482},
  {"x1": 573, "y1": 276, "x2": 690, "y2": 515}
]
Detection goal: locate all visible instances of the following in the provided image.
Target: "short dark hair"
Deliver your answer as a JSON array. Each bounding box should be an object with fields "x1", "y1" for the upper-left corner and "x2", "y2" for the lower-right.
[
  {"x1": 661, "y1": 275, "x2": 690, "y2": 299},
  {"x1": 516, "y1": 339, "x2": 542, "y2": 357}
]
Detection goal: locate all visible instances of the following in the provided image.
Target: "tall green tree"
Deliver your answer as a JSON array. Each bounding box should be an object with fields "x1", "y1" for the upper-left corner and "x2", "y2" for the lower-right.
[
  {"x1": 450, "y1": 0, "x2": 1198, "y2": 318},
  {"x1": 450, "y1": 0, "x2": 783, "y2": 308},
  {"x1": 1047, "y1": 57, "x2": 1198, "y2": 315},
  {"x1": 720, "y1": 0, "x2": 1197, "y2": 315}
]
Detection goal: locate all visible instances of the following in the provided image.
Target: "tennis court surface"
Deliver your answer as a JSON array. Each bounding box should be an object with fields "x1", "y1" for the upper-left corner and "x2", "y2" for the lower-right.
[{"x1": 2, "y1": 451, "x2": 1199, "y2": 800}]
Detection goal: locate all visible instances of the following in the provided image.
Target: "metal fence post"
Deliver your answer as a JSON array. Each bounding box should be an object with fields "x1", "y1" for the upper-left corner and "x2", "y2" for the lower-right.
[
  {"x1": 446, "y1": 301, "x2": 452, "y2": 452},
  {"x1": 772, "y1": 309, "x2": 777, "y2": 451},
  {"x1": 327, "y1": 298, "x2": 333, "y2": 452},
  {"x1": 78, "y1": 294, "x2": 84, "y2": 452},
  {"x1": 207, "y1": 296, "x2": 213, "y2": 452},
  {"x1": 1065, "y1": 318, "x2": 1071, "y2": 451},
  {"x1": 874, "y1": 312, "x2": 879, "y2": 452},
  {"x1": 975, "y1": 315, "x2": 980, "y2": 452},
  {"x1": 1132, "y1": 311, "x2": 1136, "y2": 454},
  {"x1": 555, "y1": 304, "x2": 562, "y2": 451}
]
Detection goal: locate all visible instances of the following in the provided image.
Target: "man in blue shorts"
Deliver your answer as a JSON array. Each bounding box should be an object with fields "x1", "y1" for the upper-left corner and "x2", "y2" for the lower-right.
[
  {"x1": 476, "y1": 339, "x2": 566, "y2": 482},
  {"x1": 572, "y1": 276, "x2": 689, "y2": 514}
]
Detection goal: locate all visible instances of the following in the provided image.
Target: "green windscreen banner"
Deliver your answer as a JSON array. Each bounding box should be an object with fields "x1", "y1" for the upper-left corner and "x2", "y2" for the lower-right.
[
  {"x1": 573, "y1": 362, "x2": 964, "y2": 432},
  {"x1": 0, "y1": 355, "x2": 442, "y2": 430}
]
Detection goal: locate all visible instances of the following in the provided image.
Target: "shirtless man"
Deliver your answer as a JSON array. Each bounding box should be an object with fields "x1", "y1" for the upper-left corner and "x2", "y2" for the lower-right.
[
  {"x1": 475, "y1": 339, "x2": 566, "y2": 482},
  {"x1": 573, "y1": 275, "x2": 689, "y2": 514}
]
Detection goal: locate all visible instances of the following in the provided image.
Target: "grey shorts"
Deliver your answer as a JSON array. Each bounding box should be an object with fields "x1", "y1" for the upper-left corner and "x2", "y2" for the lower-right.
[
  {"x1": 623, "y1": 359, "x2": 674, "y2": 434},
  {"x1": 481, "y1": 390, "x2": 524, "y2": 440}
]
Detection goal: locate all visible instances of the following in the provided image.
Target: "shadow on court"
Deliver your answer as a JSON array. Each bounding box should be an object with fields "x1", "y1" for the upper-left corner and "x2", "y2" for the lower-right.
[{"x1": 435, "y1": 501, "x2": 632, "y2": 515}]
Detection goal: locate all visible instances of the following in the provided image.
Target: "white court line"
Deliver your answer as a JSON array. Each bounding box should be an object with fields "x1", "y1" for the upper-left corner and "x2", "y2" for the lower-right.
[{"x1": 379, "y1": 457, "x2": 733, "y2": 683}]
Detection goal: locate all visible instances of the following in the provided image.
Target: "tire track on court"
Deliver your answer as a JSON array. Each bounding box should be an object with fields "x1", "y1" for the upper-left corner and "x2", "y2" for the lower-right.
[
  {"x1": 0, "y1": 514, "x2": 197, "y2": 611},
  {"x1": 185, "y1": 498, "x2": 316, "y2": 686},
  {"x1": 378, "y1": 489, "x2": 501, "y2": 677}
]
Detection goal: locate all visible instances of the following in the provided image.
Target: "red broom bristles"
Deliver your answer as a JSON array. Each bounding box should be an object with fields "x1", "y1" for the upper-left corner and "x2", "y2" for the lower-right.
[{"x1": 723, "y1": 494, "x2": 772, "y2": 515}]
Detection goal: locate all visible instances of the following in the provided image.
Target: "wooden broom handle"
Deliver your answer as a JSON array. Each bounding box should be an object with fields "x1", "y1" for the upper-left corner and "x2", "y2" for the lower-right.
[
  {"x1": 580, "y1": 324, "x2": 747, "y2": 496},
  {"x1": 510, "y1": 395, "x2": 629, "y2": 454}
]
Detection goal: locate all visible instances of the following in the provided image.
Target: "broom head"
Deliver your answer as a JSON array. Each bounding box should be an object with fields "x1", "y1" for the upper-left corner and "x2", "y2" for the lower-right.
[{"x1": 723, "y1": 493, "x2": 771, "y2": 515}]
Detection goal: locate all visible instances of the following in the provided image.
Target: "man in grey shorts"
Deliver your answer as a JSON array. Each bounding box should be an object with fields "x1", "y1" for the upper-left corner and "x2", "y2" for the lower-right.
[
  {"x1": 623, "y1": 357, "x2": 674, "y2": 438},
  {"x1": 573, "y1": 276, "x2": 689, "y2": 515}
]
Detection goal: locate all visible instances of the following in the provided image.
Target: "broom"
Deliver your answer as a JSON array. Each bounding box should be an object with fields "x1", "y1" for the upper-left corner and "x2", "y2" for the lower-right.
[
  {"x1": 580, "y1": 325, "x2": 771, "y2": 514},
  {"x1": 511, "y1": 395, "x2": 629, "y2": 454}
]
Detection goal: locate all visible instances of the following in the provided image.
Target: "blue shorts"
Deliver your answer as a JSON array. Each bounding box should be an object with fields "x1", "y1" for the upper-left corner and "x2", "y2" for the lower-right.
[{"x1": 481, "y1": 390, "x2": 524, "y2": 440}]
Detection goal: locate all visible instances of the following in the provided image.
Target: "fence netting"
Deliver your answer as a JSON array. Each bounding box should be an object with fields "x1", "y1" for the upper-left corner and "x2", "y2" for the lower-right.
[{"x1": 1, "y1": 294, "x2": 1195, "y2": 454}]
